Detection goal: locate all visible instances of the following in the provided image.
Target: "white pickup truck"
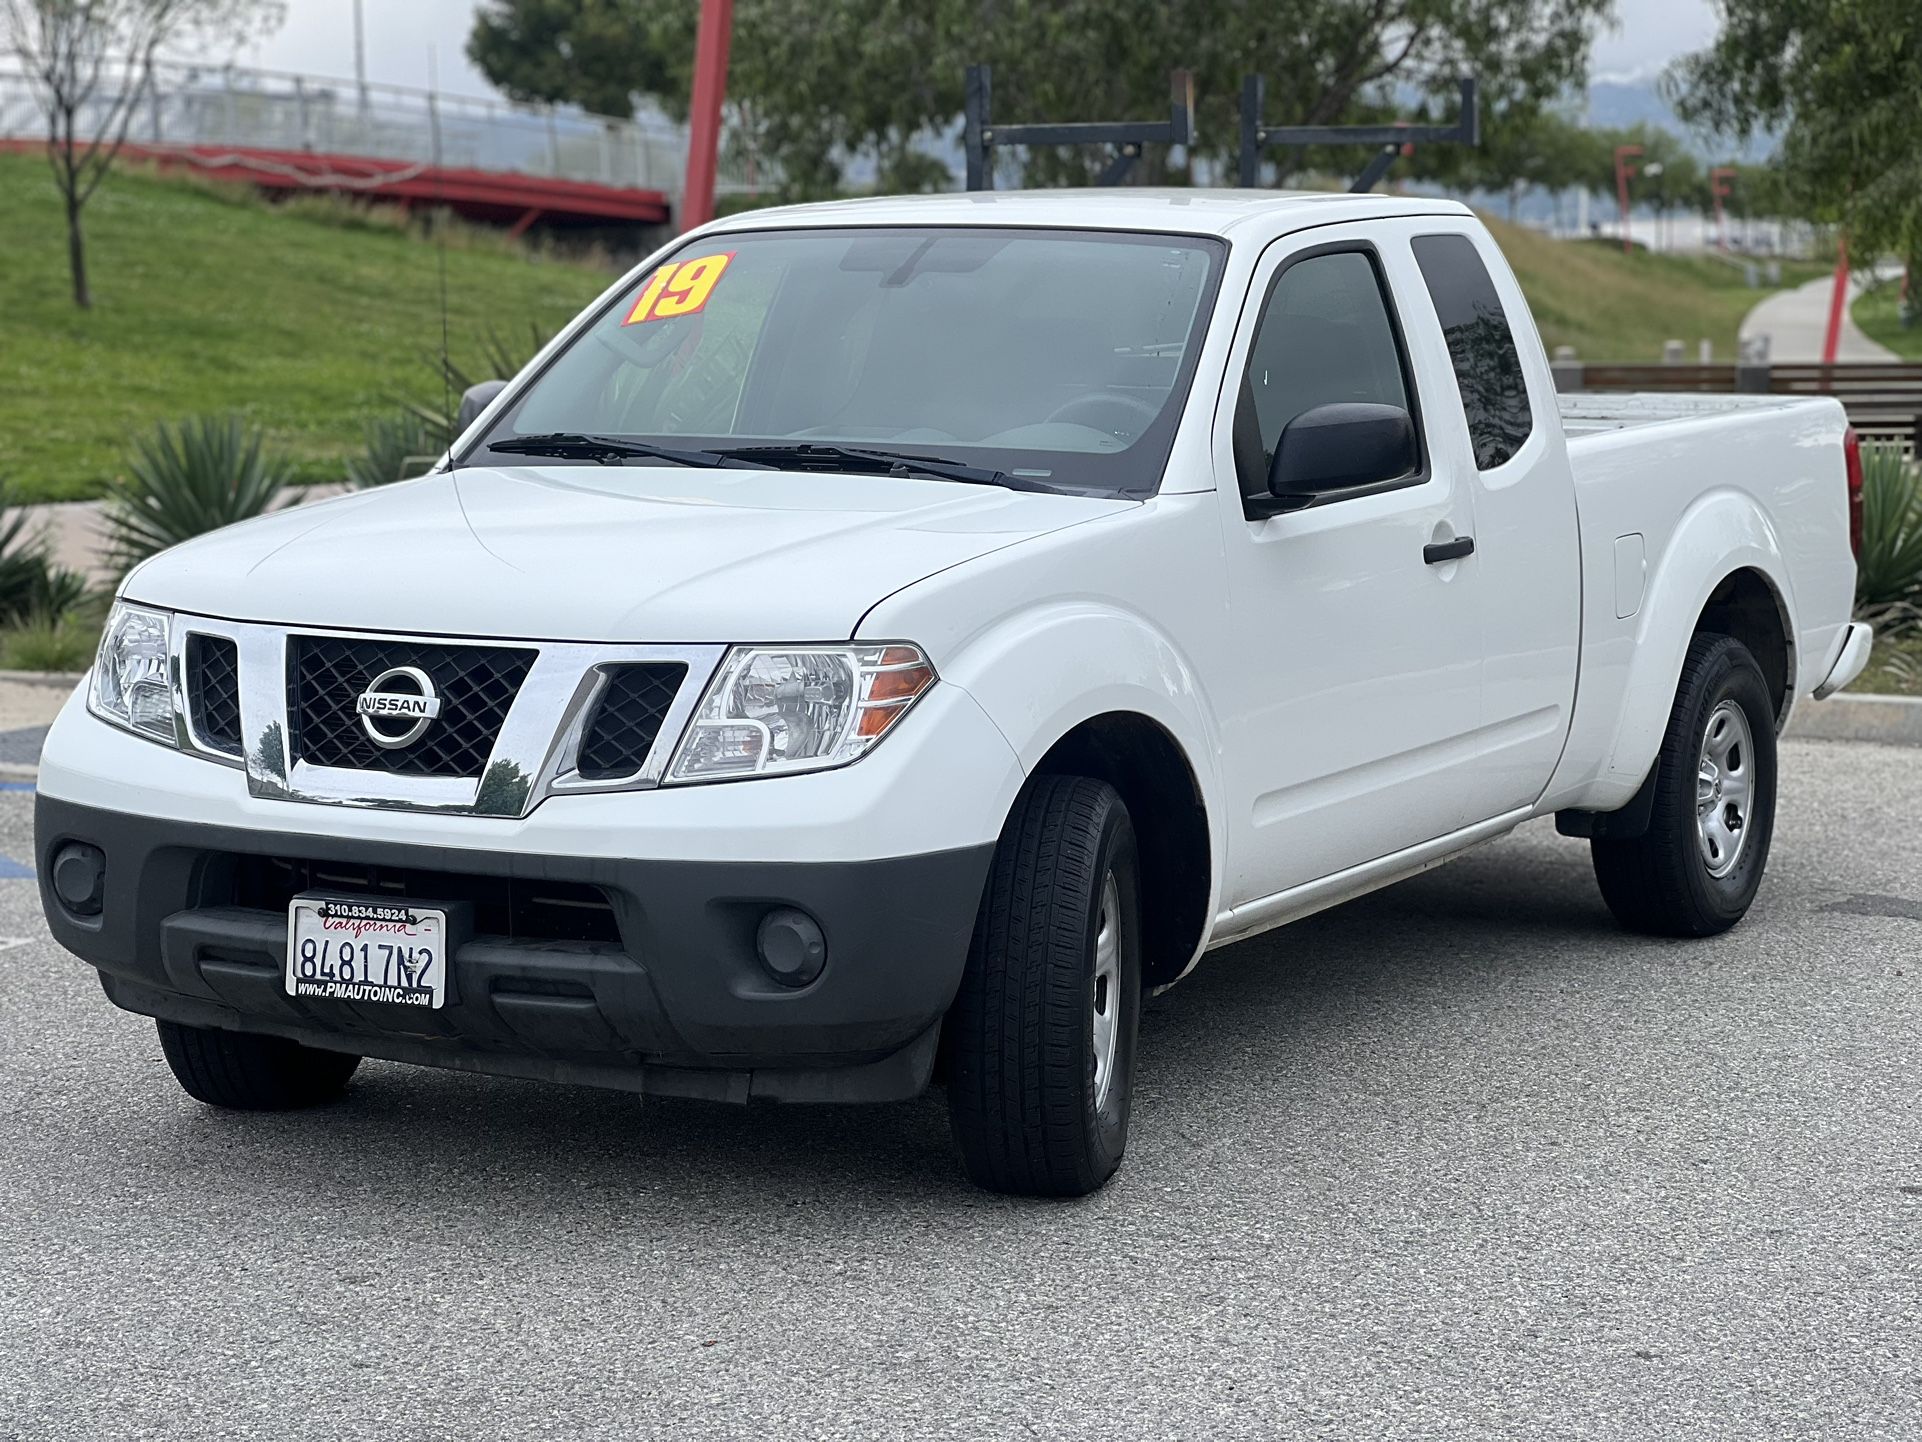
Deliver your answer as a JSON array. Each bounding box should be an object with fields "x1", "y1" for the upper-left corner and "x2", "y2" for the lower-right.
[{"x1": 38, "y1": 191, "x2": 1870, "y2": 1196}]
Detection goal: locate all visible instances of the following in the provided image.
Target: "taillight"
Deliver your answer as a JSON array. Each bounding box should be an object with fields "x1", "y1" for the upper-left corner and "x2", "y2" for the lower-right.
[{"x1": 1843, "y1": 426, "x2": 1864, "y2": 560}]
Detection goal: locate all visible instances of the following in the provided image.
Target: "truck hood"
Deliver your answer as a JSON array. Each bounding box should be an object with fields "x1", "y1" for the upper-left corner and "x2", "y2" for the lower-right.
[{"x1": 123, "y1": 465, "x2": 1129, "y2": 642}]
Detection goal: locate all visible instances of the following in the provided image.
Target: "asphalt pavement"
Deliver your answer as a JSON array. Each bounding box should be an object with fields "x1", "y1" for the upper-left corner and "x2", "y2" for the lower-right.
[{"x1": 2, "y1": 739, "x2": 1919, "y2": 1440}]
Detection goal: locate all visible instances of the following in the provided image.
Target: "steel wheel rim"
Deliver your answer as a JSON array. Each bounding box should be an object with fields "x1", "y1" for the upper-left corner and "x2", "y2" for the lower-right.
[
  {"x1": 1091, "y1": 872, "x2": 1121, "y2": 1114},
  {"x1": 1695, "y1": 699, "x2": 1755, "y2": 880}
]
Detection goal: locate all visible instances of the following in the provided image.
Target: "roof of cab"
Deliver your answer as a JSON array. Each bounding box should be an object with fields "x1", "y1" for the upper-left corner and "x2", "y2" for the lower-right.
[{"x1": 699, "y1": 188, "x2": 1474, "y2": 241}]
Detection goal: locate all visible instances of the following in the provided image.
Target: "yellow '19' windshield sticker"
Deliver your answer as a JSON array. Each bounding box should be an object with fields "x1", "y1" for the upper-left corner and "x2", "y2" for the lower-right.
[{"x1": 621, "y1": 251, "x2": 735, "y2": 325}]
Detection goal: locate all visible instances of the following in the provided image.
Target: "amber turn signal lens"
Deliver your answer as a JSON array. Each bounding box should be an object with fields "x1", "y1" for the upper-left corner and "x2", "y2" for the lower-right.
[{"x1": 866, "y1": 664, "x2": 934, "y2": 704}]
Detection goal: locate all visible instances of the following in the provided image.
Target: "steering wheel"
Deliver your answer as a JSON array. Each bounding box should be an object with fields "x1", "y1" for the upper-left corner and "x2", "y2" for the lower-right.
[{"x1": 1044, "y1": 391, "x2": 1161, "y2": 439}]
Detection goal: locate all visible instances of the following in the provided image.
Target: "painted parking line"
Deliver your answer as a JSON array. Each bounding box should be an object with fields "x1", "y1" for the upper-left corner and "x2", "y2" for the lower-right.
[{"x1": 0, "y1": 857, "x2": 34, "y2": 879}]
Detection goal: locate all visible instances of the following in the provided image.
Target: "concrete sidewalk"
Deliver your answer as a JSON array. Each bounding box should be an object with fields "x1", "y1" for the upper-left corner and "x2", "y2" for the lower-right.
[{"x1": 1740, "y1": 271, "x2": 1899, "y2": 363}]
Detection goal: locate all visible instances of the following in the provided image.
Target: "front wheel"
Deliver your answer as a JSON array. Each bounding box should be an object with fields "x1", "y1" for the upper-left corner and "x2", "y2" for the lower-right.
[
  {"x1": 157, "y1": 1020, "x2": 361, "y2": 1110},
  {"x1": 1591, "y1": 632, "x2": 1778, "y2": 937},
  {"x1": 945, "y1": 775, "x2": 1142, "y2": 1197}
]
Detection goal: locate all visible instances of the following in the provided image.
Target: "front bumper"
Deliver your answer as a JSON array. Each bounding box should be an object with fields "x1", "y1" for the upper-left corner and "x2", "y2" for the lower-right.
[{"x1": 38, "y1": 792, "x2": 994, "y2": 1103}]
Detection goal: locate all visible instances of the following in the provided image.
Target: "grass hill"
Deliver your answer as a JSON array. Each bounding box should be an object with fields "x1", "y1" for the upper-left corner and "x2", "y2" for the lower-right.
[
  {"x1": 0, "y1": 157, "x2": 1833, "y2": 502},
  {"x1": 1483, "y1": 216, "x2": 1831, "y2": 362},
  {"x1": 0, "y1": 153, "x2": 610, "y2": 502}
]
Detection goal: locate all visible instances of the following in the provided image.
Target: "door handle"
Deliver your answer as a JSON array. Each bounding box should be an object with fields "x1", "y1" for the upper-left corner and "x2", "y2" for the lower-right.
[{"x1": 1424, "y1": 536, "x2": 1475, "y2": 565}]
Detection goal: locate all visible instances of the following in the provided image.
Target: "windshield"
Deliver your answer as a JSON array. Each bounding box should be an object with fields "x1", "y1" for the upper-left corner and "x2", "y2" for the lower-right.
[{"x1": 466, "y1": 226, "x2": 1226, "y2": 496}]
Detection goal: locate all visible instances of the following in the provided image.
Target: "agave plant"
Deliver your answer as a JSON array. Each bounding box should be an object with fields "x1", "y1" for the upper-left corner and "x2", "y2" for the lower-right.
[
  {"x1": 1855, "y1": 442, "x2": 1922, "y2": 613},
  {"x1": 0, "y1": 478, "x2": 95, "y2": 628},
  {"x1": 104, "y1": 416, "x2": 291, "y2": 572},
  {"x1": 345, "y1": 411, "x2": 440, "y2": 489}
]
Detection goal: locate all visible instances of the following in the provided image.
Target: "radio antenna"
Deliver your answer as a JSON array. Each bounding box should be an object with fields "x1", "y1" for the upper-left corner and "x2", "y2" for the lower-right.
[{"x1": 427, "y1": 47, "x2": 455, "y2": 473}]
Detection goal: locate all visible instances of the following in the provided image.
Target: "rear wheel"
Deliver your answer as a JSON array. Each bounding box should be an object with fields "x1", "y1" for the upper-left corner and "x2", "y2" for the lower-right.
[
  {"x1": 1592, "y1": 632, "x2": 1778, "y2": 937},
  {"x1": 945, "y1": 775, "x2": 1142, "y2": 1197},
  {"x1": 157, "y1": 1020, "x2": 361, "y2": 1110}
]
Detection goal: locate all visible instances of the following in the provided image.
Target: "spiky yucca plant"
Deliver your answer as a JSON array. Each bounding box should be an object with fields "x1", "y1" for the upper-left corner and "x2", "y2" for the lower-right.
[
  {"x1": 1856, "y1": 442, "x2": 1922, "y2": 614},
  {"x1": 345, "y1": 411, "x2": 440, "y2": 489},
  {"x1": 104, "y1": 417, "x2": 291, "y2": 572}
]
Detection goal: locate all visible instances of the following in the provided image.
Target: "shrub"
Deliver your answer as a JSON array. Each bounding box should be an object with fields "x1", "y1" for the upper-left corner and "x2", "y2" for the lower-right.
[
  {"x1": 1856, "y1": 443, "x2": 1922, "y2": 615},
  {"x1": 0, "y1": 615, "x2": 100, "y2": 673},
  {"x1": 0, "y1": 479, "x2": 93, "y2": 629},
  {"x1": 104, "y1": 416, "x2": 291, "y2": 572},
  {"x1": 346, "y1": 412, "x2": 440, "y2": 489}
]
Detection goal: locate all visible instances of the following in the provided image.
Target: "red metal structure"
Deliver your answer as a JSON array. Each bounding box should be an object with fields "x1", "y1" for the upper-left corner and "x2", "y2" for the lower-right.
[
  {"x1": 1822, "y1": 234, "x2": 1852, "y2": 366},
  {"x1": 681, "y1": 0, "x2": 736, "y2": 231},
  {"x1": 1, "y1": 137, "x2": 671, "y2": 229},
  {"x1": 1613, "y1": 143, "x2": 1643, "y2": 255}
]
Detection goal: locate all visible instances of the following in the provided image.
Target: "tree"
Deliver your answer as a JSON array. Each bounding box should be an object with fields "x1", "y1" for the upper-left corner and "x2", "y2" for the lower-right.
[
  {"x1": 1669, "y1": 0, "x2": 1922, "y2": 275},
  {"x1": 1, "y1": 0, "x2": 283, "y2": 309},
  {"x1": 469, "y1": 0, "x2": 1617, "y2": 201}
]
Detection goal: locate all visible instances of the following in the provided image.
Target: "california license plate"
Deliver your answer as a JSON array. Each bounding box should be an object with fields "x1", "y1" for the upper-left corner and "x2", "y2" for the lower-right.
[{"x1": 286, "y1": 896, "x2": 447, "y2": 1010}]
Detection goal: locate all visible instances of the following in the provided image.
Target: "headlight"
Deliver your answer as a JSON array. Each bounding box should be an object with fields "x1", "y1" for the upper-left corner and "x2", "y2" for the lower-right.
[
  {"x1": 665, "y1": 643, "x2": 935, "y2": 783},
  {"x1": 89, "y1": 602, "x2": 177, "y2": 743}
]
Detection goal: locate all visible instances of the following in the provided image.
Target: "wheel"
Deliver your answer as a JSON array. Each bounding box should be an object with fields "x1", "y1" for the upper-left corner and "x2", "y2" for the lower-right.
[
  {"x1": 1591, "y1": 632, "x2": 1778, "y2": 937},
  {"x1": 945, "y1": 774, "x2": 1142, "y2": 1197},
  {"x1": 156, "y1": 1019, "x2": 361, "y2": 1110}
]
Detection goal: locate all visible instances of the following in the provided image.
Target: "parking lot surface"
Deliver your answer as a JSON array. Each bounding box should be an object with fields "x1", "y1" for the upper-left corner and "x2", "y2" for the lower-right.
[{"x1": 2, "y1": 739, "x2": 1918, "y2": 1440}]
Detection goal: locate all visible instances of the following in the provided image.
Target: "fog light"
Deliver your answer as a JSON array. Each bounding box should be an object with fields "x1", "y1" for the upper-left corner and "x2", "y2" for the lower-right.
[
  {"x1": 756, "y1": 908, "x2": 826, "y2": 987},
  {"x1": 51, "y1": 842, "x2": 105, "y2": 917}
]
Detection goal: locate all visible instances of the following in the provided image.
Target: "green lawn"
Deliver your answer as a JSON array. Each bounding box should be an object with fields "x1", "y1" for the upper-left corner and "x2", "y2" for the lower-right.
[
  {"x1": 0, "y1": 154, "x2": 610, "y2": 501},
  {"x1": 1854, "y1": 283, "x2": 1922, "y2": 360},
  {"x1": 1486, "y1": 217, "x2": 1831, "y2": 363}
]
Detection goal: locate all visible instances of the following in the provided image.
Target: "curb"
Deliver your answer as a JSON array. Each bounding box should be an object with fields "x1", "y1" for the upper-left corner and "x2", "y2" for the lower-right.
[
  {"x1": 1787, "y1": 692, "x2": 1922, "y2": 747},
  {"x1": 0, "y1": 670, "x2": 86, "y2": 689}
]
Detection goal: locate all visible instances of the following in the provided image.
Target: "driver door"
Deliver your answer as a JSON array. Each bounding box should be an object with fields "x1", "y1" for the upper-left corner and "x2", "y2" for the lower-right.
[{"x1": 1211, "y1": 230, "x2": 1488, "y2": 906}]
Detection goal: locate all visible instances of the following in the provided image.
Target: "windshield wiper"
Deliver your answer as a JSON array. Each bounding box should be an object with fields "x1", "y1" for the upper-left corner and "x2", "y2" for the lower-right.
[
  {"x1": 487, "y1": 433, "x2": 774, "y2": 469},
  {"x1": 719, "y1": 443, "x2": 1057, "y2": 493}
]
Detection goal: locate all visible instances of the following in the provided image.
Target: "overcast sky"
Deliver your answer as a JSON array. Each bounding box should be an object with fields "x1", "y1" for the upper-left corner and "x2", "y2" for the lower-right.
[{"x1": 231, "y1": 0, "x2": 1721, "y2": 100}]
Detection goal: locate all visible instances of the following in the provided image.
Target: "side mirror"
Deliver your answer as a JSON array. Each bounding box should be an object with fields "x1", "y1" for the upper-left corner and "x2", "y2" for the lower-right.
[
  {"x1": 456, "y1": 379, "x2": 510, "y2": 435},
  {"x1": 1265, "y1": 402, "x2": 1418, "y2": 511}
]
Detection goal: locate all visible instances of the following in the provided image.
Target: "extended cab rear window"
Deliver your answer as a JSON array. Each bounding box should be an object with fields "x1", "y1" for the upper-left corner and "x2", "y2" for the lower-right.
[
  {"x1": 1411, "y1": 234, "x2": 1533, "y2": 470},
  {"x1": 469, "y1": 226, "x2": 1228, "y2": 498}
]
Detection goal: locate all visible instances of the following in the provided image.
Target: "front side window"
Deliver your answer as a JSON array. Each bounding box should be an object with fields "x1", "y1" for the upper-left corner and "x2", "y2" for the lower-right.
[
  {"x1": 1411, "y1": 233, "x2": 1534, "y2": 470},
  {"x1": 467, "y1": 226, "x2": 1226, "y2": 497},
  {"x1": 1234, "y1": 249, "x2": 1413, "y2": 496}
]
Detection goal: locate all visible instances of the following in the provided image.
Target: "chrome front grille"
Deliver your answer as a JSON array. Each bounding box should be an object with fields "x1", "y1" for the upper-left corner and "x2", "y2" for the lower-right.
[
  {"x1": 287, "y1": 635, "x2": 536, "y2": 779},
  {"x1": 168, "y1": 617, "x2": 721, "y2": 817}
]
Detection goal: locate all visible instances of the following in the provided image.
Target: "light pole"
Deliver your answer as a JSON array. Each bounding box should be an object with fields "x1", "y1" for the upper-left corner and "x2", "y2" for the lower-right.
[{"x1": 353, "y1": 0, "x2": 368, "y2": 118}]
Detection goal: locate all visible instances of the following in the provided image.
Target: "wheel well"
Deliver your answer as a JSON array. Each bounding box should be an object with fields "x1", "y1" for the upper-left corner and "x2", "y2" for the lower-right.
[
  {"x1": 1695, "y1": 568, "x2": 1792, "y2": 722},
  {"x1": 1031, "y1": 713, "x2": 1210, "y2": 990}
]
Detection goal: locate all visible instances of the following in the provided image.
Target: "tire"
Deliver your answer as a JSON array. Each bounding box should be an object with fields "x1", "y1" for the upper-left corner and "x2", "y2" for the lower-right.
[
  {"x1": 946, "y1": 775, "x2": 1142, "y2": 1198},
  {"x1": 1592, "y1": 632, "x2": 1778, "y2": 937},
  {"x1": 156, "y1": 1020, "x2": 361, "y2": 1110}
]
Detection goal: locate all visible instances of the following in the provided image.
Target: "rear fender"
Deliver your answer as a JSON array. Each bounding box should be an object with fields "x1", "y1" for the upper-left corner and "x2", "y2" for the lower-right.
[{"x1": 1581, "y1": 489, "x2": 1795, "y2": 809}]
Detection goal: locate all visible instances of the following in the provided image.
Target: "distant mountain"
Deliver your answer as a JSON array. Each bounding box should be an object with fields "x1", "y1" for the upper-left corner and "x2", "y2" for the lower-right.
[{"x1": 1583, "y1": 77, "x2": 1778, "y2": 162}]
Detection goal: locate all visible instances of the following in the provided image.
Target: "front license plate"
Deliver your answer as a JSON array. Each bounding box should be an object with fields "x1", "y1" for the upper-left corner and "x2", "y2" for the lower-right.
[{"x1": 286, "y1": 896, "x2": 447, "y2": 1010}]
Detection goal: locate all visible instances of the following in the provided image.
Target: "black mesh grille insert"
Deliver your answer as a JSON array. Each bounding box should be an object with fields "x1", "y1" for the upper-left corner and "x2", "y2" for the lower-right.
[
  {"x1": 288, "y1": 636, "x2": 535, "y2": 778},
  {"x1": 576, "y1": 663, "x2": 686, "y2": 780},
  {"x1": 186, "y1": 634, "x2": 242, "y2": 756}
]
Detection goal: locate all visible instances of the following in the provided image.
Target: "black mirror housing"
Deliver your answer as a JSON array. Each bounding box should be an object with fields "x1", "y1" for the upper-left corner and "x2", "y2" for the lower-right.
[
  {"x1": 456, "y1": 379, "x2": 510, "y2": 436},
  {"x1": 1264, "y1": 402, "x2": 1418, "y2": 512}
]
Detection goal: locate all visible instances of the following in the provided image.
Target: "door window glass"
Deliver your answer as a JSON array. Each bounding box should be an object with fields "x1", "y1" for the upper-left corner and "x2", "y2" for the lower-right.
[
  {"x1": 1411, "y1": 234, "x2": 1534, "y2": 470},
  {"x1": 1236, "y1": 250, "x2": 1412, "y2": 494}
]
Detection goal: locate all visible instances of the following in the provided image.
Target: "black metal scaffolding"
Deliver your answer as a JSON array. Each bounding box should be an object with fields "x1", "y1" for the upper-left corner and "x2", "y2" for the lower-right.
[
  {"x1": 1237, "y1": 75, "x2": 1480, "y2": 192},
  {"x1": 963, "y1": 65, "x2": 1195, "y2": 191}
]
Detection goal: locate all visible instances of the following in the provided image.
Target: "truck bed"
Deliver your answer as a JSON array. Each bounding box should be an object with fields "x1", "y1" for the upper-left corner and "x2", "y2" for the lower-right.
[{"x1": 1557, "y1": 390, "x2": 1826, "y2": 441}]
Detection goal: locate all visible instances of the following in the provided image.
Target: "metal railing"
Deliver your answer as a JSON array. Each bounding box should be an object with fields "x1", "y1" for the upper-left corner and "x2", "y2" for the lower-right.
[{"x1": 0, "y1": 57, "x2": 767, "y2": 207}]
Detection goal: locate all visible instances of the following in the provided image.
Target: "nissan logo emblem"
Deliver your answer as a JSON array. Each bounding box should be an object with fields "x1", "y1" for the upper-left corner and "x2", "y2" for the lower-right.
[{"x1": 355, "y1": 665, "x2": 443, "y2": 748}]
